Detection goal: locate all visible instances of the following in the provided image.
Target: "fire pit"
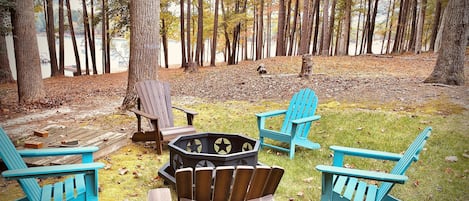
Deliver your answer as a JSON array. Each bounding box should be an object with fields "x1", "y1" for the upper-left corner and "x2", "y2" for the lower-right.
[{"x1": 158, "y1": 132, "x2": 260, "y2": 184}]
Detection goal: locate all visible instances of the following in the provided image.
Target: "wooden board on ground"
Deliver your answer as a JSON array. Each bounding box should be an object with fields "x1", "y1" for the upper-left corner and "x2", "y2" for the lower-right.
[{"x1": 16, "y1": 126, "x2": 130, "y2": 166}]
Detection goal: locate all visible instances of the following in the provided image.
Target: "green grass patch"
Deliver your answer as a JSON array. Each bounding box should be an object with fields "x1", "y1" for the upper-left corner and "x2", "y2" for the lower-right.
[{"x1": 1, "y1": 99, "x2": 467, "y2": 201}]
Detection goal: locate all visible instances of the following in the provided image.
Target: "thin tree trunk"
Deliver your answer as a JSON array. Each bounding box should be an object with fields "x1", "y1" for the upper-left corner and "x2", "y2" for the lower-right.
[
  {"x1": 381, "y1": 0, "x2": 392, "y2": 54},
  {"x1": 408, "y1": 0, "x2": 418, "y2": 52},
  {"x1": 180, "y1": 0, "x2": 187, "y2": 67},
  {"x1": 0, "y1": 34, "x2": 13, "y2": 83},
  {"x1": 59, "y1": 0, "x2": 64, "y2": 75},
  {"x1": 385, "y1": 0, "x2": 396, "y2": 54},
  {"x1": 288, "y1": 0, "x2": 299, "y2": 56},
  {"x1": 337, "y1": 0, "x2": 351, "y2": 56},
  {"x1": 312, "y1": 0, "x2": 320, "y2": 55},
  {"x1": 195, "y1": 0, "x2": 203, "y2": 66},
  {"x1": 46, "y1": 0, "x2": 59, "y2": 76},
  {"x1": 415, "y1": 0, "x2": 427, "y2": 54},
  {"x1": 366, "y1": 0, "x2": 379, "y2": 54},
  {"x1": 82, "y1": 0, "x2": 97, "y2": 74},
  {"x1": 255, "y1": 0, "x2": 264, "y2": 60},
  {"x1": 162, "y1": 19, "x2": 169, "y2": 68},
  {"x1": 355, "y1": 0, "x2": 363, "y2": 55},
  {"x1": 428, "y1": 0, "x2": 441, "y2": 51},
  {"x1": 321, "y1": 0, "x2": 330, "y2": 56},
  {"x1": 186, "y1": 0, "x2": 192, "y2": 64},
  {"x1": 210, "y1": 0, "x2": 220, "y2": 66},
  {"x1": 66, "y1": 0, "x2": 81, "y2": 75},
  {"x1": 298, "y1": 0, "x2": 311, "y2": 55}
]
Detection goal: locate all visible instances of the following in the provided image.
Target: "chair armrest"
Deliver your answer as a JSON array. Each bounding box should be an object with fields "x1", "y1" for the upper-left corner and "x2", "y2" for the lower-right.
[
  {"x1": 130, "y1": 108, "x2": 158, "y2": 120},
  {"x1": 291, "y1": 115, "x2": 321, "y2": 125},
  {"x1": 173, "y1": 106, "x2": 198, "y2": 115},
  {"x1": 18, "y1": 146, "x2": 99, "y2": 157},
  {"x1": 316, "y1": 165, "x2": 408, "y2": 184},
  {"x1": 330, "y1": 146, "x2": 403, "y2": 161},
  {"x1": 256, "y1": 110, "x2": 287, "y2": 118},
  {"x1": 2, "y1": 162, "x2": 105, "y2": 180}
]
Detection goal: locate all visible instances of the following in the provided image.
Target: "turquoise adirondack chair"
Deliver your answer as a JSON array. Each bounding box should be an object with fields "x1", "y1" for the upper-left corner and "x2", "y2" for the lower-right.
[
  {"x1": 0, "y1": 127, "x2": 105, "y2": 201},
  {"x1": 256, "y1": 88, "x2": 321, "y2": 159},
  {"x1": 316, "y1": 127, "x2": 432, "y2": 201}
]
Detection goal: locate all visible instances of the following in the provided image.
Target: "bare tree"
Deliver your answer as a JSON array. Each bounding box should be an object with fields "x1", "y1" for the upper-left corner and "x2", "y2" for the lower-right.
[
  {"x1": 414, "y1": 0, "x2": 426, "y2": 54},
  {"x1": 122, "y1": 0, "x2": 160, "y2": 108},
  {"x1": 424, "y1": 0, "x2": 468, "y2": 85},
  {"x1": 210, "y1": 0, "x2": 220, "y2": 66},
  {"x1": 12, "y1": 0, "x2": 45, "y2": 103}
]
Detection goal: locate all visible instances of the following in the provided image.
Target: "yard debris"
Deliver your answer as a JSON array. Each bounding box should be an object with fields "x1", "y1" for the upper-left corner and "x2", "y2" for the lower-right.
[
  {"x1": 118, "y1": 167, "x2": 128, "y2": 175},
  {"x1": 445, "y1": 156, "x2": 458, "y2": 162},
  {"x1": 303, "y1": 177, "x2": 313, "y2": 183}
]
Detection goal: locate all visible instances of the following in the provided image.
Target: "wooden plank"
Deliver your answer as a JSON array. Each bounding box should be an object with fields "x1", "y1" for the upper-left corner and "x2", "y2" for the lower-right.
[
  {"x1": 20, "y1": 126, "x2": 130, "y2": 166},
  {"x1": 34, "y1": 130, "x2": 48, "y2": 138},
  {"x1": 24, "y1": 141, "x2": 43, "y2": 149}
]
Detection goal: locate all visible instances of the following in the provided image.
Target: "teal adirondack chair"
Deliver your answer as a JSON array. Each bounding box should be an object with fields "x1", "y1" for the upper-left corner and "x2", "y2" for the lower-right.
[
  {"x1": 256, "y1": 88, "x2": 321, "y2": 159},
  {"x1": 316, "y1": 127, "x2": 432, "y2": 201},
  {"x1": 0, "y1": 127, "x2": 105, "y2": 201}
]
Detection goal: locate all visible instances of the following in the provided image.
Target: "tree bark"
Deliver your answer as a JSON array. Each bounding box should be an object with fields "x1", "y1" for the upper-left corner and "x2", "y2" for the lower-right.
[
  {"x1": 298, "y1": 0, "x2": 311, "y2": 55},
  {"x1": 428, "y1": 0, "x2": 441, "y2": 51},
  {"x1": 415, "y1": 0, "x2": 426, "y2": 54},
  {"x1": 180, "y1": 0, "x2": 187, "y2": 67},
  {"x1": 122, "y1": 0, "x2": 160, "y2": 109},
  {"x1": 255, "y1": 0, "x2": 264, "y2": 60},
  {"x1": 337, "y1": 0, "x2": 351, "y2": 56},
  {"x1": 12, "y1": 0, "x2": 45, "y2": 103},
  {"x1": 59, "y1": 0, "x2": 65, "y2": 75},
  {"x1": 0, "y1": 34, "x2": 13, "y2": 83},
  {"x1": 66, "y1": 0, "x2": 81, "y2": 76},
  {"x1": 46, "y1": 0, "x2": 59, "y2": 77},
  {"x1": 366, "y1": 0, "x2": 379, "y2": 54},
  {"x1": 276, "y1": 0, "x2": 286, "y2": 56},
  {"x1": 424, "y1": 0, "x2": 467, "y2": 85},
  {"x1": 210, "y1": 0, "x2": 220, "y2": 66},
  {"x1": 195, "y1": 0, "x2": 203, "y2": 66},
  {"x1": 321, "y1": 0, "x2": 330, "y2": 56}
]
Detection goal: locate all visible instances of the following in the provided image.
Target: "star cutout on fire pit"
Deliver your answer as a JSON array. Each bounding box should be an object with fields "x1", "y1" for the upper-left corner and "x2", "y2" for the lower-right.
[
  {"x1": 214, "y1": 138, "x2": 232, "y2": 154},
  {"x1": 186, "y1": 139, "x2": 202, "y2": 153},
  {"x1": 242, "y1": 142, "x2": 253, "y2": 151}
]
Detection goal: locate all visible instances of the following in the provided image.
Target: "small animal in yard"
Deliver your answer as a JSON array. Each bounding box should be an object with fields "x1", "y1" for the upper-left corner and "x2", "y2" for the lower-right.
[{"x1": 257, "y1": 63, "x2": 267, "y2": 75}]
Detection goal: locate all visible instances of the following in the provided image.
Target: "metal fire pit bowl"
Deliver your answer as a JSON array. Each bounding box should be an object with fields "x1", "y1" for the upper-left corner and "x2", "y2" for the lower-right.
[{"x1": 158, "y1": 132, "x2": 260, "y2": 184}]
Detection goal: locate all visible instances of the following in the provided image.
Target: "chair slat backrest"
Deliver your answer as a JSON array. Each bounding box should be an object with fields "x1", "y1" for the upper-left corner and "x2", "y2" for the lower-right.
[
  {"x1": 376, "y1": 127, "x2": 432, "y2": 200},
  {"x1": 0, "y1": 128, "x2": 41, "y2": 201},
  {"x1": 175, "y1": 165, "x2": 284, "y2": 201},
  {"x1": 281, "y1": 88, "x2": 318, "y2": 138},
  {"x1": 212, "y1": 166, "x2": 235, "y2": 201},
  {"x1": 135, "y1": 80, "x2": 174, "y2": 128}
]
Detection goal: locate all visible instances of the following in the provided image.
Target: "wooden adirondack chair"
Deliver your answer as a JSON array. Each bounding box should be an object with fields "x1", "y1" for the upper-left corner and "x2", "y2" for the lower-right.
[
  {"x1": 256, "y1": 88, "x2": 321, "y2": 159},
  {"x1": 131, "y1": 80, "x2": 198, "y2": 154},
  {"x1": 148, "y1": 165, "x2": 284, "y2": 201},
  {"x1": 0, "y1": 127, "x2": 105, "y2": 201},
  {"x1": 316, "y1": 127, "x2": 432, "y2": 201}
]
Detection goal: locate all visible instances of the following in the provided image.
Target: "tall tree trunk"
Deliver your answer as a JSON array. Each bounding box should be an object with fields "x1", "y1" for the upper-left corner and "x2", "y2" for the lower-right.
[
  {"x1": 288, "y1": 0, "x2": 299, "y2": 56},
  {"x1": 415, "y1": 0, "x2": 427, "y2": 54},
  {"x1": 381, "y1": 0, "x2": 392, "y2": 54},
  {"x1": 59, "y1": 0, "x2": 64, "y2": 75},
  {"x1": 255, "y1": 0, "x2": 264, "y2": 60},
  {"x1": 266, "y1": 0, "x2": 272, "y2": 58},
  {"x1": 210, "y1": 0, "x2": 220, "y2": 66},
  {"x1": 12, "y1": 0, "x2": 45, "y2": 103},
  {"x1": 321, "y1": 0, "x2": 330, "y2": 56},
  {"x1": 385, "y1": 0, "x2": 396, "y2": 54},
  {"x1": 424, "y1": 0, "x2": 467, "y2": 85},
  {"x1": 355, "y1": 0, "x2": 363, "y2": 55},
  {"x1": 311, "y1": 0, "x2": 320, "y2": 55},
  {"x1": 195, "y1": 0, "x2": 203, "y2": 66},
  {"x1": 0, "y1": 34, "x2": 13, "y2": 83},
  {"x1": 0, "y1": 9, "x2": 13, "y2": 83},
  {"x1": 428, "y1": 0, "x2": 441, "y2": 51},
  {"x1": 46, "y1": 0, "x2": 59, "y2": 77},
  {"x1": 102, "y1": 0, "x2": 109, "y2": 73},
  {"x1": 392, "y1": 0, "x2": 410, "y2": 53},
  {"x1": 408, "y1": 0, "x2": 418, "y2": 52},
  {"x1": 162, "y1": 19, "x2": 169, "y2": 68},
  {"x1": 366, "y1": 0, "x2": 379, "y2": 54},
  {"x1": 298, "y1": 0, "x2": 311, "y2": 55},
  {"x1": 337, "y1": 0, "x2": 351, "y2": 56},
  {"x1": 186, "y1": 0, "x2": 192, "y2": 64},
  {"x1": 328, "y1": 0, "x2": 336, "y2": 55},
  {"x1": 122, "y1": 0, "x2": 160, "y2": 108},
  {"x1": 275, "y1": 0, "x2": 285, "y2": 56},
  {"x1": 180, "y1": 0, "x2": 187, "y2": 67},
  {"x1": 82, "y1": 0, "x2": 97, "y2": 74},
  {"x1": 66, "y1": 0, "x2": 81, "y2": 75}
]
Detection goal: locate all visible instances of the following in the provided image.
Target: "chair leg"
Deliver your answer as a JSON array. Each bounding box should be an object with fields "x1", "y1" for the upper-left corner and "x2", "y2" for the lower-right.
[
  {"x1": 289, "y1": 143, "x2": 296, "y2": 159},
  {"x1": 259, "y1": 136, "x2": 265, "y2": 148}
]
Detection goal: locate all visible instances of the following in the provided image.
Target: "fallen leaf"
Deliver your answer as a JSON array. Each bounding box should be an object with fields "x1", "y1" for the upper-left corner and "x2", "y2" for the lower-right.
[
  {"x1": 413, "y1": 180, "x2": 419, "y2": 187},
  {"x1": 445, "y1": 156, "x2": 458, "y2": 162},
  {"x1": 296, "y1": 191, "x2": 304, "y2": 197},
  {"x1": 303, "y1": 177, "x2": 313, "y2": 183}
]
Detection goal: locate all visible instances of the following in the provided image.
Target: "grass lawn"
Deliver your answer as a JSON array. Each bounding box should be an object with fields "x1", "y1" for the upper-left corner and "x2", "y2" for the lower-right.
[{"x1": 1, "y1": 98, "x2": 467, "y2": 201}]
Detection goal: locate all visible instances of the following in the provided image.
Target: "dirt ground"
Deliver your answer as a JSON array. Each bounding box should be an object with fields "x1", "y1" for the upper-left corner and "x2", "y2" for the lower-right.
[{"x1": 0, "y1": 53, "x2": 468, "y2": 139}]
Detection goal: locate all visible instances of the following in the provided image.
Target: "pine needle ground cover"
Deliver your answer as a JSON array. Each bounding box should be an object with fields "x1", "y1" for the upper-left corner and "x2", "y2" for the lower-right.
[{"x1": 3, "y1": 98, "x2": 466, "y2": 201}]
